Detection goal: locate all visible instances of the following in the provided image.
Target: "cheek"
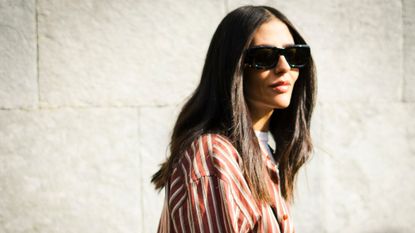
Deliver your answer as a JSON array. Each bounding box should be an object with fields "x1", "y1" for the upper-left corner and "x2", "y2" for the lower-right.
[
  {"x1": 245, "y1": 72, "x2": 269, "y2": 97},
  {"x1": 244, "y1": 70, "x2": 260, "y2": 90},
  {"x1": 290, "y1": 70, "x2": 300, "y2": 84}
]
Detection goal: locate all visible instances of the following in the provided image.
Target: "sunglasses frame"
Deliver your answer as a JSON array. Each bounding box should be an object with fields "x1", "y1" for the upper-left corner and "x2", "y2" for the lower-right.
[{"x1": 244, "y1": 44, "x2": 310, "y2": 70}]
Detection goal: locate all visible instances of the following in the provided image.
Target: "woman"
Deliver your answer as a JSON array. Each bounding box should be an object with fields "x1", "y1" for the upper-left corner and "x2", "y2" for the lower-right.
[{"x1": 152, "y1": 5, "x2": 316, "y2": 233}]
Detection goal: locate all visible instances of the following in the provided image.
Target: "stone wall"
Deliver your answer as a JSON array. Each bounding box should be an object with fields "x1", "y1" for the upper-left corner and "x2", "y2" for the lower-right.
[{"x1": 0, "y1": 0, "x2": 414, "y2": 232}]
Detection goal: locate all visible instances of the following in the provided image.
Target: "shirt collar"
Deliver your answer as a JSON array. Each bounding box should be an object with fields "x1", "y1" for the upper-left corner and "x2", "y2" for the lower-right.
[{"x1": 254, "y1": 130, "x2": 280, "y2": 176}]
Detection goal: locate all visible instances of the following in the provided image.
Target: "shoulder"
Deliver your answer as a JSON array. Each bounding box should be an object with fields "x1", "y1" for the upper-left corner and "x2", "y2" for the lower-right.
[
  {"x1": 167, "y1": 133, "x2": 261, "y2": 229},
  {"x1": 176, "y1": 133, "x2": 244, "y2": 184}
]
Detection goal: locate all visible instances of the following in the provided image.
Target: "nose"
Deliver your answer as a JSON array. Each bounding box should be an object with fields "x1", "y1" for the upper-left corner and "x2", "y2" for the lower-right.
[{"x1": 274, "y1": 55, "x2": 291, "y2": 74}]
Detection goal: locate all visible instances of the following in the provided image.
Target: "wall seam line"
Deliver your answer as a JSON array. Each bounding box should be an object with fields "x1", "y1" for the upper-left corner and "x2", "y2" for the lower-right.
[
  {"x1": 401, "y1": 0, "x2": 406, "y2": 103},
  {"x1": 35, "y1": 0, "x2": 41, "y2": 109}
]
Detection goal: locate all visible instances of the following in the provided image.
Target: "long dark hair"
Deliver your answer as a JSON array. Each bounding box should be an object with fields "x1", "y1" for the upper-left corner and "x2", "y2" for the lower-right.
[{"x1": 151, "y1": 5, "x2": 316, "y2": 204}]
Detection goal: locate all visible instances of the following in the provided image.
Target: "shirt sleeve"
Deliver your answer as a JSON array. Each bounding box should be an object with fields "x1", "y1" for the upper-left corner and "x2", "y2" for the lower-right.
[
  {"x1": 169, "y1": 134, "x2": 262, "y2": 233},
  {"x1": 173, "y1": 175, "x2": 259, "y2": 233}
]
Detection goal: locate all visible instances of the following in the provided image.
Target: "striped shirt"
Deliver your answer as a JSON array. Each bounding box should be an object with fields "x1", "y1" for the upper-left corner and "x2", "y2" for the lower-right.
[{"x1": 156, "y1": 133, "x2": 295, "y2": 233}]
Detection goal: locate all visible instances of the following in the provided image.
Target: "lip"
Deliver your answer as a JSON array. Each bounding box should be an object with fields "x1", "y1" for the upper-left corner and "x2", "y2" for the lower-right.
[{"x1": 269, "y1": 80, "x2": 290, "y2": 93}]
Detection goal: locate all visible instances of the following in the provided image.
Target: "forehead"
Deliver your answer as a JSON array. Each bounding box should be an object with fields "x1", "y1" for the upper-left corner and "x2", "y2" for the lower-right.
[{"x1": 251, "y1": 18, "x2": 294, "y2": 47}]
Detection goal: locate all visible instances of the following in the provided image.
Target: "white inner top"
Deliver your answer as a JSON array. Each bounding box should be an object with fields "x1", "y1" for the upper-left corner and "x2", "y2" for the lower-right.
[{"x1": 254, "y1": 130, "x2": 276, "y2": 164}]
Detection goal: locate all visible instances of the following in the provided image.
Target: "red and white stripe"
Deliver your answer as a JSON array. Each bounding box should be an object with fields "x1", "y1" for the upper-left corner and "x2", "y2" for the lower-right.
[{"x1": 157, "y1": 133, "x2": 295, "y2": 233}]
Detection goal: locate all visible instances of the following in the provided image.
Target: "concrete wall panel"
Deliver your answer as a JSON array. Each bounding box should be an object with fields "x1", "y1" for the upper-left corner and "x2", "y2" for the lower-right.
[
  {"x1": 38, "y1": 0, "x2": 226, "y2": 107},
  {"x1": 0, "y1": 108, "x2": 140, "y2": 233},
  {"x1": 0, "y1": 0, "x2": 37, "y2": 109},
  {"x1": 320, "y1": 103, "x2": 415, "y2": 232}
]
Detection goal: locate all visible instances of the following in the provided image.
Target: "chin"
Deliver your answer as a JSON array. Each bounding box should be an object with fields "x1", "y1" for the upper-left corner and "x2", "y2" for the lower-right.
[
  {"x1": 272, "y1": 97, "x2": 292, "y2": 109},
  {"x1": 274, "y1": 103, "x2": 290, "y2": 109}
]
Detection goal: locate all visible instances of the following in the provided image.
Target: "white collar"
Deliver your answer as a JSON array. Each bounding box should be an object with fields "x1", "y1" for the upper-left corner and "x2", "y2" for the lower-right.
[{"x1": 254, "y1": 130, "x2": 269, "y2": 143}]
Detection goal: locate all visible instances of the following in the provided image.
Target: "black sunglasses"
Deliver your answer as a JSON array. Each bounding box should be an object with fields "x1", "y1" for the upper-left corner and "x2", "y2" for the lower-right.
[{"x1": 244, "y1": 44, "x2": 310, "y2": 69}]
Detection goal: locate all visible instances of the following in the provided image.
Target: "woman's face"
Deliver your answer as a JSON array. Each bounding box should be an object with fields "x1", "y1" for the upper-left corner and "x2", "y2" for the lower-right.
[{"x1": 244, "y1": 18, "x2": 299, "y2": 112}]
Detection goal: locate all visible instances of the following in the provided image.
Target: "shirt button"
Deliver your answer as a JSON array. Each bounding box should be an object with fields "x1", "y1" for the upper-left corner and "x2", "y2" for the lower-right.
[{"x1": 283, "y1": 214, "x2": 288, "y2": 220}]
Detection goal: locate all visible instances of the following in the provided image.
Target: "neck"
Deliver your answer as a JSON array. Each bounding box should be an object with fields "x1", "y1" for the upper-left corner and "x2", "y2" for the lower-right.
[{"x1": 249, "y1": 106, "x2": 274, "y2": 132}]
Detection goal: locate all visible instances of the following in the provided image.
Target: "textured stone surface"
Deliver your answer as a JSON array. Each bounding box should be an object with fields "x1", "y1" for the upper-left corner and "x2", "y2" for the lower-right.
[
  {"x1": 404, "y1": 0, "x2": 415, "y2": 101},
  {"x1": 0, "y1": 0, "x2": 37, "y2": 109},
  {"x1": 38, "y1": 0, "x2": 226, "y2": 107},
  {"x1": 0, "y1": 108, "x2": 141, "y2": 233},
  {"x1": 1, "y1": 1, "x2": 415, "y2": 232},
  {"x1": 319, "y1": 103, "x2": 415, "y2": 232},
  {"x1": 228, "y1": 0, "x2": 403, "y2": 102},
  {"x1": 139, "y1": 105, "x2": 181, "y2": 233}
]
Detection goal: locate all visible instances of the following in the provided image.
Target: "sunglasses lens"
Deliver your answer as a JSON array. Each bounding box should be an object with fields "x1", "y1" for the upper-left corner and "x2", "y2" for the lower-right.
[
  {"x1": 245, "y1": 45, "x2": 310, "y2": 69},
  {"x1": 285, "y1": 47, "x2": 309, "y2": 67},
  {"x1": 251, "y1": 48, "x2": 278, "y2": 68}
]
